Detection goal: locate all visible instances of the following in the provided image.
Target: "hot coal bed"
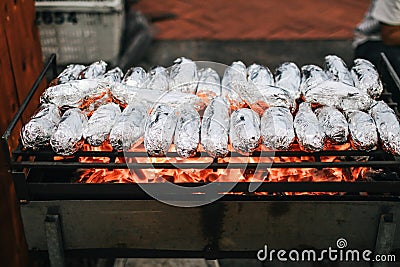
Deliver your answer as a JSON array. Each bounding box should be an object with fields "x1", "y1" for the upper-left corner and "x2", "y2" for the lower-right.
[{"x1": 3, "y1": 54, "x2": 400, "y2": 266}]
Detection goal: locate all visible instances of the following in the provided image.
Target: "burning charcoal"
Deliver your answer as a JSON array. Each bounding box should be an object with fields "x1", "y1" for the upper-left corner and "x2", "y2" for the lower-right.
[
  {"x1": 109, "y1": 104, "x2": 147, "y2": 151},
  {"x1": 143, "y1": 66, "x2": 170, "y2": 91},
  {"x1": 79, "y1": 60, "x2": 107, "y2": 79},
  {"x1": 100, "y1": 67, "x2": 123, "y2": 83},
  {"x1": 196, "y1": 67, "x2": 221, "y2": 105},
  {"x1": 201, "y1": 96, "x2": 230, "y2": 158},
  {"x1": 230, "y1": 108, "x2": 261, "y2": 154},
  {"x1": 275, "y1": 62, "x2": 301, "y2": 100},
  {"x1": 169, "y1": 57, "x2": 198, "y2": 94},
  {"x1": 144, "y1": 104, "x2": 178, "y2": 156},
  {"x1": 83, "y1": 103, "x2": 121, "y2": 146},
  {"x1": 247, "y1": 63, "x2": 274, "y2": 88},
  {"x1": 324, "y1": 55, "x2": 354, "y2": 86},
  {"x1": 50, "y1": 108, "x2": 88, "y2": 155},
  {"x1": 345, "y1": 110, "x2": 378, "y2": 151},
  {"x1": 294, "y1": 102, "x2": 325, "y2": 151},
  {"x1": 40, "y1": 79, "x2": 108, "y2": 109},
  {"x1": 221, "y1": 61, "x2": 247, "y2": 109},
  {"x1": 351, "y1": 58, "x2": 383, "y2": 99},
  {"x1": 111, "y1": 84, "x2": 205, "y2": 110},
  {"x1": 369, "y1": 101, "x2": 400, "y2": 155},
  {"x1": 49, "y1": 64, "x2": 86, "y2": 86},
  {"x1": 21, "y1": 104, "x2": 61, "y2": 149},
  {"x1": 300, "y1": 65, "x2": 329, "y2": 95},
  {"x1": 303, "y1": 80, "x2": 373, "y2": 111},
  {"x1": 315, "y1": 106, "x2": 349, "y2": 143},
  {"x1": 122, "y1": 67, "x2": 147, "y2": 87},
  {"x1": 174, "y1": 105, "x2": 201, "y2": 158},
  {"x1": 261, "y1": 107, "x2": 295, "y2": 150}
]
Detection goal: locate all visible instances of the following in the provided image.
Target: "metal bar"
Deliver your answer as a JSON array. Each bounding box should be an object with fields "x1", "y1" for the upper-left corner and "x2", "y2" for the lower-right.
[
  {"x1": 11, "y1": 148, "x2": 394, "y2": 158},
  {"x1": 12, "y1": 160, "x2": 400, "y2": 169},
  {"x1": 45, "y1": 214, "x2": 65, "y2": 267},
  {"x1": 373, "y1": 214, "x2": 397, "y2": 267},
  {"x1": 381, "y1": 52, "x2": 400, "y2": 94},
  {"x1": 2, "y1": 54, "x2": 57, "y2": 165},
  {"x1": 25, "y1": 182, "x2": 400, "y2": 199}
]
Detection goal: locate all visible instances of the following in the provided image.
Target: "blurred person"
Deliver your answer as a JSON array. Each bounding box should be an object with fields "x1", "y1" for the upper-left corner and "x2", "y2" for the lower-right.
[{"x1": 354, "y1": 0, "x2": 400, "y2": 74}]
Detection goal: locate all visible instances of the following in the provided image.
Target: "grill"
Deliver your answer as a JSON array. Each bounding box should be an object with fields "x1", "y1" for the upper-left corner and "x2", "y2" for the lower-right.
[{"x1": 3, "y1": 54, "x2": 400, "y2": 266}]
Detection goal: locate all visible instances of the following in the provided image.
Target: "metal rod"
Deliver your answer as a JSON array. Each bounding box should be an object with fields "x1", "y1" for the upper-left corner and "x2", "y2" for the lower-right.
[
  {"x1": 25, "y1": 182, "x2": 400, "y2": 199},
  {"x1": 381, "y1": 52, "x2": 400, "y2": 94},
  {"x1": 12, "y1": 160, "x2": 400, "y2": 169},
  {"x1": 2, "y1": 54, "x2": 57, "y2": 165},
  {"x1": 11, "y1": 148, "x2": 394, "y2": 158}
]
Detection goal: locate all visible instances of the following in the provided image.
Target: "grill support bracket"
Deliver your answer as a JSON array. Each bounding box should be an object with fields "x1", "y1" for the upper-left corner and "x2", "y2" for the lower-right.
[
  {"x1": 45, "y1": 213, "x2": 65, "y2": 267},
  {"x1": 373, "y1": 213, "x2": 397, "y2": 267}
]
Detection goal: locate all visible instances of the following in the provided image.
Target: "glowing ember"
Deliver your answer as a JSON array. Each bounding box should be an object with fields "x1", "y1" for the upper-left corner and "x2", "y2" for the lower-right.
[{"x1": 71, "y1": 141, "x2": 371, "y2": 188}]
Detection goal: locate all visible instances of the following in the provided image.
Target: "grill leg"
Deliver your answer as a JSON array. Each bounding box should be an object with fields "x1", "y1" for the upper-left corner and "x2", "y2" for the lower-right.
[
  {"x1": 373, "y1": 213, "x2": 396, "y2": 267},
  {"x1": 45, "y1": 214, "x2": 65, "y2": 267}
]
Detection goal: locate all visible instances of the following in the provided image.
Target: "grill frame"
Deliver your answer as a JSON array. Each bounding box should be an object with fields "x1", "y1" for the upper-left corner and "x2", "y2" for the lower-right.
[{"x1": 3, "y1": 53, "x2": 400, "y2": 201}]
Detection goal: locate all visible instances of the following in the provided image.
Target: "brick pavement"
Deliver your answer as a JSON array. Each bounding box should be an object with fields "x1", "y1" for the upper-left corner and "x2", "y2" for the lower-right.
[{"x1": 133, "y1": 0, "x2": 370, "y2": 40}]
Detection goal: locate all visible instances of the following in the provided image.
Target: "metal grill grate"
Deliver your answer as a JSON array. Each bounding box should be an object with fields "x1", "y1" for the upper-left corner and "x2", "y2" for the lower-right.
[{"x1": 3, "y1": 54, "x2": 400, "y2": 200}]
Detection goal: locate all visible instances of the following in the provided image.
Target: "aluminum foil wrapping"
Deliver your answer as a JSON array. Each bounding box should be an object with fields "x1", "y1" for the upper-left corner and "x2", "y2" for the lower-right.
[
  {"x1": 345, "y1": 110, "x2": 378, "y2": 151},
  {"x1": 100, "y1": 67, "x2": 123, "y2": 83},
  {"x1": 50, "y1": 64, "x2": 86, "y2": 86},
  {"x1": 196, "y1": 67, "x2": 221, "y2": 105},
  {"x1": 109, "y1": 83, "x2": 137, "y2": 106},
  {"x1": 109, "y1": 104, "x2": 147, "y2": 151},
  {"x1": 369, "y1": 101, "x2": 400, "y2": 155},
  {"x1": 221, "y1": 61, "x2": 247, "y2": 109},
  {"x1": 300, "y1": 65, "x2": 329, "y2": 95},
  {"x1": 261, "y1": 107, "x2": 295, "y2": 150},
  {"x1": 110, "y1": 84, "x2": 205, "y2": 110},
  {"x1": 351, "y1": 58, "x2": 383, "y2": 99},
  {"x1": 82, "y1": 93, "x2": 112, "y2": 117},
  {"x1": 83, "y1": 103, "x2": 121, "y2": 146},
  {"x1": 324, "y1": 55, "x2": 354, "y2": 86},
  {"x1": 315, "y1": 106, "x2": 349, "y2": 143},
  {"x1": 294, "y1": 102, "x2": 325, "y2": 151},
  {"x1": 274, "y1": 62, "x2": 301, "y2": 100},
  {"x1": 50, "y1": 108, "x2": 88, "y2": 155},
  {"x1": 201, "y1": 96, "x2": 230, "y2": 158},
  {"x1": 40, "y1": 79, "x2": 108, "y2": 108},
  {"x1": 242, "y1": 85, "x2": 295, "y2": 115},
  {"x1": 79, "y1": 60, "x2": 107, "y2": 79},
  {"x1": 247, "y1": 63, "x2": 274, "y2": 88},
  {"x1": 174, "y1": 105, "x2": 201, "y2": 158},
  {"x1": 143, "y1": 66, "x2": 170, "y2": 91},
  {"x1": 169, "y1": 57, "x2": 198, "y2": 94},
  {"x1": 230, "y1": 108, "x2": 261, "y2": 154},
  {"x1": 303, "y1": 80, "x2": 373, "y2": 111},
  {"x1": 21, "y1": 104, "x2": 61, "y2": 149},
  {"x1": 123, "y1": 67, "x2": 147, "y2": 87},
  {"x1": 144, "y1": 104, "x2": 178, "y2": 156}
]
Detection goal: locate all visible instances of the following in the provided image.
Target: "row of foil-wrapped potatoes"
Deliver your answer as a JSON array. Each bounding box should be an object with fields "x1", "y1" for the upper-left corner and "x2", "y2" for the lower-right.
[{"x1": 20, "y1": 55, "x2": 400, "y2": 157}]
